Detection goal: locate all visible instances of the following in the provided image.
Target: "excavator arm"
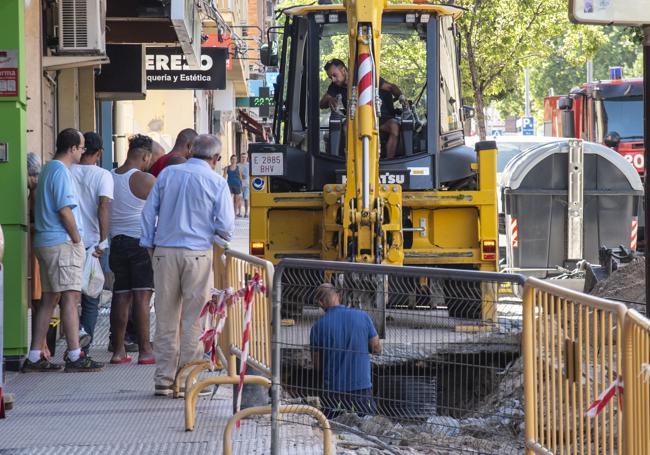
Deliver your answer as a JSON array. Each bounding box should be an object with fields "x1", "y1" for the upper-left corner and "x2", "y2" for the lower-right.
[{"x1": 337, "y1": 0, "x2": 403, "y2": 264}]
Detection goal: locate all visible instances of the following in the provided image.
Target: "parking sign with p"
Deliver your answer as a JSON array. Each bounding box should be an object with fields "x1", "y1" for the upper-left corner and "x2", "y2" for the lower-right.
[{"x1": 522, "y1": 116, "x2": 535, "y2": 136}]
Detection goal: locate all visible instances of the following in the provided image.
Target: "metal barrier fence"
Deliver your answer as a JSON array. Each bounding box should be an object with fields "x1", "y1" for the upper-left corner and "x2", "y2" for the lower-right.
[
  {"x1": 623, "y1": 309, "x2": 650, "y2": 455},
  {"x1": 271, "y1": 259, "x2": 527, "y2": 454},
  {"x1": 523, "y1": 277, "x2": 627, "y2": 455},
  {"x1": 183, "y1": 248, "x2": 274, "y2": 431},
  {"x1": 223, "y1": 250, "x2": 273, "y2": 377}
]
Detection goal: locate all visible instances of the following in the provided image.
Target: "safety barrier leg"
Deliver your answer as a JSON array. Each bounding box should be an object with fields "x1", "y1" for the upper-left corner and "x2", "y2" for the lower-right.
[
  {"x1": 181, "y1": 363, "x2": 216, "y2": 399},
  {"x1": 522, "y1": 285, "x2": 536, "y2": 455},
  {"x1": 223, "y1": 405, "x2": 332, "y2": 455},
  {"x1": 173, "y1": 360, "x2": 212, "y2": 398},
  {"x1": 185, "y1": 375, "x2": 271, "y2": 431}
]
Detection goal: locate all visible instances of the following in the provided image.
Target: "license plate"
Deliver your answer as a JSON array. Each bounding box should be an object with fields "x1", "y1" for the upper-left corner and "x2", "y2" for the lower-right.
[{"x1": 251, "y1": 152, "x2": 284, "y2": 176}]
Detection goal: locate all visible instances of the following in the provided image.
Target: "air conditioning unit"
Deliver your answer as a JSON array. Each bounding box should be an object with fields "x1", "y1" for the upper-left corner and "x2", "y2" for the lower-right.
[{"x1": 57, "y1": 0, "x2": 106, "y2": 54}]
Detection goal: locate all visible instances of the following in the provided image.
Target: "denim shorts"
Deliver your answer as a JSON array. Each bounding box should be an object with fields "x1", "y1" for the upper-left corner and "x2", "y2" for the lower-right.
[{"x1": 109, "y1": 235, "x2": 154, "y2": 293}]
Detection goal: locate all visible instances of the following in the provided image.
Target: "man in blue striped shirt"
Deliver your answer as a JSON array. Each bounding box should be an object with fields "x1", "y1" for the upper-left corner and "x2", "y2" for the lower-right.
[{"x1": 140, "y1": 134, "x2": 235, "y2": 396}]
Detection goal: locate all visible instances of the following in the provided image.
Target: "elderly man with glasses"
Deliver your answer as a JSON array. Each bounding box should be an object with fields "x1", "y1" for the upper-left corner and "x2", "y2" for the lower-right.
[{"x1": 140, "y1": 134, "x2": 235, "y2": 397}]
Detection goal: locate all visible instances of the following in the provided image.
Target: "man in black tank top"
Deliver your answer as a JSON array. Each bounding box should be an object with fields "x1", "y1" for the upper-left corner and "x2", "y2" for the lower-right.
[{"x1": 319, "y1": 58, "x2": 405, "y2": 159}]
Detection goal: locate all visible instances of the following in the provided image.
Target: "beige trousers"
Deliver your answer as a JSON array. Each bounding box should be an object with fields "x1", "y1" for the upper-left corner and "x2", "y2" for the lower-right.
[{"x1": 152, "y1": 247, "x2": 213, "y2": 387}]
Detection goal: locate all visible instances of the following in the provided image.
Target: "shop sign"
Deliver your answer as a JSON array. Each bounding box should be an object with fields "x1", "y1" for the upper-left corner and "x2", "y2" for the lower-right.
[
  {"x1": 146, "y1": 47, "x2": 227, "y2": 90},
  {"x1": 0, "y1": 50, "x2": 18, "y2": 97}
]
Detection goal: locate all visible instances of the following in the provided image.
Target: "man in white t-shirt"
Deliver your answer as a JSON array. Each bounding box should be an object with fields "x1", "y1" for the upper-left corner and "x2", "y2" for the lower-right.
[{"x1": 71, "y1": 132, "x2": 114, "y2": 353}]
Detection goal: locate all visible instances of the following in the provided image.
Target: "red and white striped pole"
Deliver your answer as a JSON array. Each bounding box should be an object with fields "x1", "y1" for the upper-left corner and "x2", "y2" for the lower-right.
[
  {"x1": 510, "y1": 216, "x2": 519, "y2": 249},
  {"x1": 357, "y1": 53, "x2": 373, "y2": 108},
  {"x1": 357, "y1": 51, "x2": 373, "y2": 211}
]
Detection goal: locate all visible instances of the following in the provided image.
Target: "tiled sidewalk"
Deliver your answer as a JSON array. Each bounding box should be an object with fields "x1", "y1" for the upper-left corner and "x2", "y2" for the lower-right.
[
  {"x1": 1, "y1": 219, "x2": 328, "y2": 454},
  {"x1": 1, "y1": 308, "x2": 327, "y2": 454}
]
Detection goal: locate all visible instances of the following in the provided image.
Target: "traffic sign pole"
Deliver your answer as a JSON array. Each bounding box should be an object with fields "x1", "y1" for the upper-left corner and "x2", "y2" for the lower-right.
[{"x1": 643, "y1": 25, "x2": 650, "y2": 317}]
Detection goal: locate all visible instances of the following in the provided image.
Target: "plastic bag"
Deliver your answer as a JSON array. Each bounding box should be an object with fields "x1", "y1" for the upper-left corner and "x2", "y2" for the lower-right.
[{"x1": 82, "y1": 248, "x2": 104, "y2": 298}]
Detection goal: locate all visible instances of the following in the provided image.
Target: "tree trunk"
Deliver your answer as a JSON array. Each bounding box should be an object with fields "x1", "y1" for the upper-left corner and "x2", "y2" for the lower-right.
[
  {"x1": 465, "y1": 31, "x2": 487, "y2": 140},
  {"x1": 474, "y1": 86, "x2": 487, "y2": 141}
]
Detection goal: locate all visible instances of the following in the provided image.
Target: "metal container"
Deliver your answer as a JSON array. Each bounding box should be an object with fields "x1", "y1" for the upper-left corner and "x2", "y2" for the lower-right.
[{"x1": 501, "y1": 140, "x2": 643, "y2": 276}]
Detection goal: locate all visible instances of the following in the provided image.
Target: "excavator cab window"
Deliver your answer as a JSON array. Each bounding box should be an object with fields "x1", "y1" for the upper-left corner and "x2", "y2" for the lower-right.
[
  {"x1": 269, "y1": 11, "x2": 466, "y2": 191},
  {"x1": 316, "y1": 16, "x2": 430, "y2": 159},
  {"x1": 439, "y1": 16, "x2": 462, "y2": 134}
]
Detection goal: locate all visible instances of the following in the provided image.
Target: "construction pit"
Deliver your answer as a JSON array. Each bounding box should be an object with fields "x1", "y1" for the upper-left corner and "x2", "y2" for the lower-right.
[{"x1": 276, "y1": 304, "x2": 526, "y2": 454}]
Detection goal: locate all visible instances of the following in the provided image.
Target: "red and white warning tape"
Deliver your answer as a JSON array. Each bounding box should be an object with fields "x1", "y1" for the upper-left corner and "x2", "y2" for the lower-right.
[
  {"x1": 235, "y1": 273, "x2": 266, "y2": 427},
  {"x1": 199, "y1": 287, "x2": 241, "y2": 365},
  {"x1": 198, "y1": 272, "x2": 266, "y2": 429},
  {"x1": 585, "y1": 376, "x2": 624, "y2": 418}
]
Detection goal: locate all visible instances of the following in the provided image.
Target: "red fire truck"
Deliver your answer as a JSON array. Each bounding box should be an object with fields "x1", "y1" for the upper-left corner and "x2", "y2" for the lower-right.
[{"x1": 544, "y1": 72, "x2": 644, "y2": 177}]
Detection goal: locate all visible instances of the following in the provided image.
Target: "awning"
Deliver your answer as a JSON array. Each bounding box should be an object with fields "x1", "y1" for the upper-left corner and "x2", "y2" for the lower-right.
[
  {"x1": 43, "y1": 55, "x2": 110, "y2": 71},
  {"x1": 238, "y1": 109, "x2": 268, "y2": 141}
]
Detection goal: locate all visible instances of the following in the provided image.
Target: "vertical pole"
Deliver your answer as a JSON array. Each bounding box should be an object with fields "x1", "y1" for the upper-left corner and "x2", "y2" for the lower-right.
[
  {"x1": 0, "y1": 226, "x2": 4, "y2": 417},
  {"x1": 524, "y1": 68, "x2": 531, "y2": 118},
  {"x1": 99, "y1": 100, "x2": 114, "y2": 170},
  {"x1": 522, "y1": 285, "x2": 536, "y2": 454},
  {"x1": 270, "y1": 268, "x2": 282, "y2": 454},
  {"x1": 586, "y1": 60, "x2": 594, "y2": 83},
  {"x1": 643, "y1": 25, "x2": 650, "y2": 317},
  {"x1": 114, "y1": 101, "x2": 128, "y2": 165},
  {"x1": 567, "y1": 140, "x2": 584, "y2": 261}
]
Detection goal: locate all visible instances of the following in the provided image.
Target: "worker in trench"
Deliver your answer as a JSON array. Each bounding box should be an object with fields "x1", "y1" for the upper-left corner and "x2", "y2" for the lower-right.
[
  {"x1": 310, "y1": 283, "x2": 382, "y2": 418},
  {"x1": 319, "y1": 58, "x2": 406, "y2": 160}
]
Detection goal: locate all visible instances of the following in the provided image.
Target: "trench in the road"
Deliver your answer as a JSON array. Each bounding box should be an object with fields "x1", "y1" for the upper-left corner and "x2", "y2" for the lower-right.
[{"x1": 281, "y1": 347, "x2": 520, "y2": 421}]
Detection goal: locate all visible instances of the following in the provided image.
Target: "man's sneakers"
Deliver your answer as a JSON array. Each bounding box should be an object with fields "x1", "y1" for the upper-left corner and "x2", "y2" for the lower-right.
[
  {"x1": 154, "y1": 385, "x2": 173, "y2": 397},
  {"x1": 177, "y1": 386, "x2": 213, "y2": 399},
  {"x1": 177, "y1": 376, "x2": 214, "y2": 398},
  {"x1": 21, "y1": 357, "x2": 63, "y2": 373},
  {"x1": 64, "y1": 352, "x2": 105, "y2": 373},
  {"x1": 22, "y1": 351, "x2": 103, "y2": 373}
]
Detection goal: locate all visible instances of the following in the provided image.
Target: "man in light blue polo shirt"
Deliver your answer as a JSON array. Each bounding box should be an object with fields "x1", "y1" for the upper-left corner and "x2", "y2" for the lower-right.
[
  {"x1": 310, "y1": 283, "x2": 382, "y2": 417},
  {"x1": 141, "y1": 133, "x2": 235, "y2": 396},
  {"x1": 23, "y1": 128, "x2": 104, "y2": 374}
]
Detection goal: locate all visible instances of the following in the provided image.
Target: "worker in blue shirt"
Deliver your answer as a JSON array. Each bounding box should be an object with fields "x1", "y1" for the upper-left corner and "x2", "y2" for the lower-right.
[{"x1": 310, "y1": 283, "x2": 382, "y2": 418}]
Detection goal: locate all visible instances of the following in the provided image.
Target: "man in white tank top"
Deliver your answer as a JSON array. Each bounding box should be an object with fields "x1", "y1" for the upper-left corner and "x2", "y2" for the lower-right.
[{"x1": 109, "y1": 135, "x2": 156, "y2": 365}]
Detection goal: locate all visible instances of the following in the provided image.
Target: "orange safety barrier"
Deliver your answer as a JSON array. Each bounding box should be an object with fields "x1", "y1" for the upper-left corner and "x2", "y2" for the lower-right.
[
  {"x1": 523, "y1": 277, "x2": 627, "y2": 455},
  {"x1": 179, "y1": 247, "x2": 274, "y2": 431},
  {"x1": 623, "y1": 309, "x2": 650, "y2": 454}
]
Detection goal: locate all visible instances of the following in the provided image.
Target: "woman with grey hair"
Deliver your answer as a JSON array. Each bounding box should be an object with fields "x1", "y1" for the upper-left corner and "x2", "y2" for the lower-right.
[
  {"x1": 27, "y1": 152, "x2": 41, "y2": 192},
  {"x1": 27, "y1": 152, "x2": 50, "y2": 359}
]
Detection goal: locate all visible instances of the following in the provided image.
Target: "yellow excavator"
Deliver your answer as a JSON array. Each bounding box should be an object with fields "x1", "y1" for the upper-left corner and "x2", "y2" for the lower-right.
[{"x1": 250, "y1": 0, "x2": 499, "y2": 320}]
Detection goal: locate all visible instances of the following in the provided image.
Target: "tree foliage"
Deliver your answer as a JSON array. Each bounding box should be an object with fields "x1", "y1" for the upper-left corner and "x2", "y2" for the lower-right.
[
  {"x1": 525, "y1": 27, "x2": 641, "y2": 118},
  {"x1": 454, "y1": 0, "x2": 586, "y2": 138},
  {"x1": 271, "y1": 1, "x2": 640, "y2": 139}
]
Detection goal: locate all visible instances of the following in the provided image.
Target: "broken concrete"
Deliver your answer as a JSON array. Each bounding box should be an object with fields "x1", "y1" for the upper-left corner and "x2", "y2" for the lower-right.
[{"x1": 590, "y1": 256, "x2": 645, "y2": 309}]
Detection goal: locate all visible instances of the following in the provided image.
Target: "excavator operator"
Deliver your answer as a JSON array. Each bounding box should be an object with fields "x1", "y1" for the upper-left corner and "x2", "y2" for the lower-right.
[{"x1": 319, "y1": 58, "x2": 405, "y2": 159}]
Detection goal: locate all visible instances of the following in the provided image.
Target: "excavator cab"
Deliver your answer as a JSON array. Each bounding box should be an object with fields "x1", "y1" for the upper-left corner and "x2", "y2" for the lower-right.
[
  {"x1": 250, "y1": 3, "x2": 499, "y2": 321},
  {"x1": 260, "y1": 9, "x2": 474, "y2": 193}
]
